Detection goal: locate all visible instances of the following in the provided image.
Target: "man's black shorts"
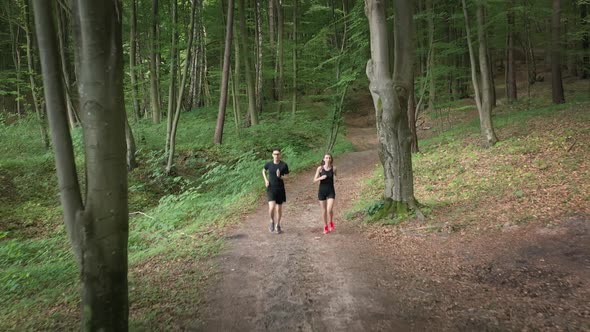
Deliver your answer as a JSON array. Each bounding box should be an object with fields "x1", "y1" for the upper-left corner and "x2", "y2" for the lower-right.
[{"x1": 267, "y1": 186, "x2": 286, "y2": 204}]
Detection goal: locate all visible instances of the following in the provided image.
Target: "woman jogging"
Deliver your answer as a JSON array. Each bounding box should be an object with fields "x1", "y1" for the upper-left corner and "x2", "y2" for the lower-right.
[{"x1": 313, "y1": 154, "x2": 337, "y2": 234}]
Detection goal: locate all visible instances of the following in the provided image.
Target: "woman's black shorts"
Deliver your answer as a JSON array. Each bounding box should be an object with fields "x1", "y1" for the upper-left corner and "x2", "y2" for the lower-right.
[
  {"x1": 267, "y1": 186, "x2": 286, "y2": 204},
  {"x1": 318, "y1": 185, "x2": 336, "y2": 201}
]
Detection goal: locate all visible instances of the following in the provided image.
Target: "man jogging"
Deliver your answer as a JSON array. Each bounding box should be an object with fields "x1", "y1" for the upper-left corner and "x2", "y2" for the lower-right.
[{"x1": 262, "y1": 148, "x2": 289, "y2": 234}]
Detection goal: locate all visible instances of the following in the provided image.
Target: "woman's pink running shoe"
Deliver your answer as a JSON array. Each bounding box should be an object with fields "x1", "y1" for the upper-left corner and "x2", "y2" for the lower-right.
[
  {"x1": 329, "y1": 221, "x2": 335, "y2": 231},
  {"x1": 323, "y1": 225, "x2": 329, "y2": 234}
]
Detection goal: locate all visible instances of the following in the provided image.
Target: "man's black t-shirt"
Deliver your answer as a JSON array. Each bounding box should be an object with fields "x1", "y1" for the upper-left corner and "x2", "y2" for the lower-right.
[{"x1": 264, "y1": 161, "x2": 289, "y2": 187}]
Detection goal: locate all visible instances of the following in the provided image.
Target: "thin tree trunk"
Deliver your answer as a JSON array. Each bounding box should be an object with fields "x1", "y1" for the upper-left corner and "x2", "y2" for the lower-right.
[
  {"x1": 365, "y1": 0, "x2": 421, "y2": 216},
  {"x1": 408, "y1": 71, "x2": 419, "y2": 153},
  {"x1": 56, "y1": 4, "x2": 80, "y2": 128},
  {"x1": 125, "y1": 116, "x2": 137, "y2": 170},
  {"x1": 581, "y1": 3, "x2": 589, "y2": 79},
  {"x1": 427, "y1": 0, "x2": 435, "y2": 111},
  {"x1": 202, "y1": 27, "x2": 212, "y2": 107},
  {"x1": 6, "y1": 3, "x2": 22, "y2": 118},
  {"x1": 255, "y1": 0, "x2": 263, "y2": 114},
  {"x1": 150, "y1": 0, "x2": 161, "y2": 123},
  {"x1": 233, "y1": 22, "x2": 242, "y2": 124},
  {"x1": 166, "y1": 0, "x2": 178, "y2": 153},
  {"x1": 238, "y1": 0, "x2": 258, "y2": 125},
  {"x1": 506, "y1": 0, "x2": 517, "y2": 102},
  {"x1": 268, "y1": 0, "x2": 276, "y2": 100},
  {"x1": 24, "y1": 0, "x2": 49, "y2": 150},
  {"x1": 551, "y1": 0, "x2": 565, "y2": 103},
  {"x1": 291, "y1": 0, "x2": 297, "y2": 117},
  {"x1": 276, "y1": 0, "x2": 284, "y2": 115},
  {"x1": 130, "y1": 0, "x2": 141, "y2": 121},
  {"x1": 34, "y1": 0, "x2": 129, "y2": 329},
  {"x1": 166, "y1": 0, "x2": 197, "y2": 174},
  {"x1": 214, "y1": 0, "x2": 235, "y2": 145},
  {"x1": 462, "y1": 0, "x2": 497, "y2": 147},
  {"x1": 476, "y1": 3, "x2": 498, "y2": 146}
]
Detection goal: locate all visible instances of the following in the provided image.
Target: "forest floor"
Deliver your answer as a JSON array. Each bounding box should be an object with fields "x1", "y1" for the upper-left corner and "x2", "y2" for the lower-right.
[{"x1": 190, "y1": 94, "x2": 590, "y2": 331}]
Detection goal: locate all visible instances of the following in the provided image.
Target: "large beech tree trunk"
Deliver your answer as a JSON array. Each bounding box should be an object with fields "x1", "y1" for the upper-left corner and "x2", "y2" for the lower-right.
[
  {"x1": 214, "y1": 0, "x2": 235, "y2": 144},
  {"x1": 33, "y1": 0, "x2": 129, "y2": 330},
  {"x1": 365, "y1": 0, "x2": 421, "y2": 218},
  {"x1": 551, "y1": 0, "x2": 565, "y2": 104}
]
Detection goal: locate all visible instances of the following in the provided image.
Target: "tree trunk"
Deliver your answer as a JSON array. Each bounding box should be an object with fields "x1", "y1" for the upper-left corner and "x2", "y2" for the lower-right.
[
  {"x1": 462, "y1": 0, "x2": 497, "y2": 147},
  {"x1": 551, "y1": 0, "x2": 565, "y2": 103},
  {"x1": 232, "y1": 22, "x2": 242, "y2": 125},
  {"x1": 276, "y1": 0, "x2": 284, "y2": 115},
  {"x1": 24, "y1": 0, "x2": 49, "y2": 150},
  {"x1": 506, "y1": 0, "x2": 517, "y2": 103},
  {"x1": 268, "y1": 0, "x2": 276, "y2": 100},
  {"x1": 408, "y1": 71, "x2": 419, "y2": 153},
  {"x1": 255, "y1": 0, "x2": 263, "y2": 114},
  {"x1": 166, "y1": 0, "x2": 179, "y2": 153},
  {"x1": 476, "y1": 2, "x2": 498, "y2": 146},
  {"x1": 291, "y1": 0, "x2": 297, "y2": 117},
  {"x1": 7, "y1": 3, "x2": 22, "y2": 118},
  {"x1": 56, "y1": 4, "x2": 80, "y2": 128},
  {"x1": 238, "y1": 0, "x2": 258, "y2": 125},
  {"x1": 125, "y1": 116, "x2": 137, "y2": 171},
  {"x1": 166, "y1": 0, "x2": 197, "y2": 174},
  {"x1": 581, "y1": 3, "x2": 589, "y2": 79},
  {"x1": 365, "y1": 0, "x2": 420, "y2": 217},
  {"x1": 427, "y1": 0, "x2": 435, "y2": 111},
  {"x1": 150, "y1": 0, "x2": 161, "y2": 123},
  {"x1": 129, "y1": 0, "x2": 141, "y2": 121},
  {"x1": 214, "y1": 0, "x2": 235, "y2": 145},
  {"x1": 33, "y1": 0, "x2": 129, "y2": 329}
]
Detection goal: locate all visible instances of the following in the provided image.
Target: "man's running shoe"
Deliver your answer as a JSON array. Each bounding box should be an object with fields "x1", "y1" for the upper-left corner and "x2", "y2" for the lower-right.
[
  {"x1": 269, "y1": 221, "x2": 275, "y2": 233},
  {"x1": 276, "y1": 225, "x2": 283, "y2": 234},
  {"x1": 323, "y1": 225, "x2": 329, "y2": 234},
  {"x1": 329, "y1": 221, "x2": 335, "y2": 231}
]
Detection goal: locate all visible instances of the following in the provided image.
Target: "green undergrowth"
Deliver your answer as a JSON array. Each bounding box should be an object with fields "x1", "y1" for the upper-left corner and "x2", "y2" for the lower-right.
[
  {"x1": 349, "y1": 95, "x2": 590, "y2": 230},
  {"x1": 0, "y1": 100, "x2": 353, "y2": 330}
]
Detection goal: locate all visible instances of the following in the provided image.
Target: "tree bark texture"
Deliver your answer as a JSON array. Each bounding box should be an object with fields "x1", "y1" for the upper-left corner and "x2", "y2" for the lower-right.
[
  {"x1": 238, "y1": 0, "x2": 258, "y2": 125},
  {"x1": 506, "y1": 0, "x2": 517, "y2": 102},
  {"x1": 24, "y1": 0, "x2": 49, "y2": 149},
  {"x1": 166, "y1": 0, "x2": 197, "y2": 174},
  {"x1": 166, "y1": 0, "x2": 179, "y2": 153},
  {"x1": 214, "y1": 0, "x2": 235, "y2": 144},
  {"x1": 291, "y1": 0, "x2": 297, "y2": 117},
  {"x1": 475, "y1": 3, "x2": 498, "y2": 146},
  {"x1": 150, "y1": 0, "x2": 161, "y2": 123},
  {"x1": 551, "y1": 0, "x2": 565, "y2": 104},
  {"x1": 255, "y1": 0, "x2": 263, "y2": 114},
  {"x1": 129, "y1": 0, "x2": 141, "y2": 121},
  {"x1": 34, "y1": 0, "x2": 129, "y2": 330},
  {"x1": 365, "y1": 0, "x2": 419, "y2": 212}
]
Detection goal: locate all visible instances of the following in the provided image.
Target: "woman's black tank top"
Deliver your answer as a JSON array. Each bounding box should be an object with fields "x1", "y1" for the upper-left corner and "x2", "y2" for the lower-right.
[{"x1": 319, "y1": 167, "x2": 334, "y2": 187}]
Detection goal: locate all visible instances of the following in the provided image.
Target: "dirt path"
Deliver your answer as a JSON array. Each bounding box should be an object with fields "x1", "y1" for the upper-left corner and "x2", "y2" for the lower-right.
[{"x1": 192, "y1": 104, "x2": 590, "y2": 331}]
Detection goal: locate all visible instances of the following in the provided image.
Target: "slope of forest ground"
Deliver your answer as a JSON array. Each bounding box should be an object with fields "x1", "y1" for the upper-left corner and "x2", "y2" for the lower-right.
[{"x1": 0, "y1": 76, "x2": 588, "y2": 330}]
